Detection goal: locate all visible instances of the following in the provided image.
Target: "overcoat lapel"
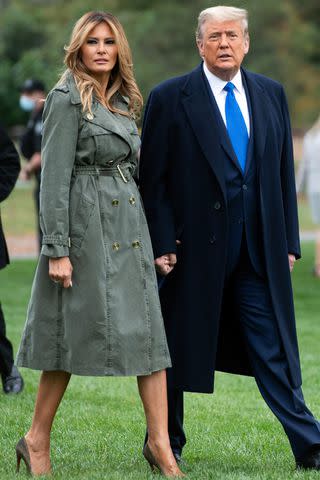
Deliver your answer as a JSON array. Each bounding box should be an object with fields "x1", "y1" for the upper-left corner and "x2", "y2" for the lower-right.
[
  {"x1": 181, "y1": 66, "x2": 227, "y2": 202},
  {"x1": 241, "y1": 69, "x2": 271, "y2": 169}
]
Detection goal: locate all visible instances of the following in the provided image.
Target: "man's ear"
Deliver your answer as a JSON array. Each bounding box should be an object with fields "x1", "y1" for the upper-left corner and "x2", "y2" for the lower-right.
[
  {"x1": 196, "y1": 39, "x2": 204, "y2": 58},
  {"x1": 244, "y1": 34, "x2": 250, "y2": 55}
]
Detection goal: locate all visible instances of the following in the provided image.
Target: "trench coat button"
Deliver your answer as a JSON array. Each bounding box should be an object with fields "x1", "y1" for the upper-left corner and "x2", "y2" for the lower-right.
[
  {"x1": 112, "y1": 242, "x2": 120, "y2": 251},
  {"x1": 112, "y1": 199, "x2": 119, "y2": 206},
  {"x1": 214, "y1": 201, "x2": 221, "y2": 210},
  {"x1": 129, "y1": 196, "x2": 136, "y2": 205},
  {"x1": 86, "y1": 113, "x2": 94, "y2": 120},
  {"x1": 132, "y1": 240, "x2": 140, "y2": 248},
  {"x1": 242, "y1": 184, "x2": 248, "y2": 191},
  {"x1": 209, "y1": 236, "x2": 216, "y2": 244}
]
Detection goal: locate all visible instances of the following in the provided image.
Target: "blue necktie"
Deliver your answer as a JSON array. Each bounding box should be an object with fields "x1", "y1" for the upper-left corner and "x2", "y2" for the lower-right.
[{"x1": 224, "y1": 82, "x2": 248, "y2": 172}]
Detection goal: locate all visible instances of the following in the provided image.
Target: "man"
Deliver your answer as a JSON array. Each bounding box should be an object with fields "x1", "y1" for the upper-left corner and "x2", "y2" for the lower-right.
[
  {"x1": 19, "y1": 79, "x2": 46, "y2": 251},
  {"x1": 0, "y1": 123, "x2": 24, "y2": 394},
  {"x1": 140, "y1": 5, "x2": 320, "y2": 470}
]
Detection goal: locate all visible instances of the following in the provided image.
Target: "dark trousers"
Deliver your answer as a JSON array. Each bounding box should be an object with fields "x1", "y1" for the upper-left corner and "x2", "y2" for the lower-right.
[
  {"x1": 168, "y1": 245, "x2": 320, "y2": 460},
  {"x1": 0, "y1": 303, "x2": 14, "y2": 376}
]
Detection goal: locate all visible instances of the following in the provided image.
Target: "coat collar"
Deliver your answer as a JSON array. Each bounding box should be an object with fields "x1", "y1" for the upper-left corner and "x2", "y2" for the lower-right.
[{"x1": 64, "y1": 73, "x2": 136, "y2": 151}]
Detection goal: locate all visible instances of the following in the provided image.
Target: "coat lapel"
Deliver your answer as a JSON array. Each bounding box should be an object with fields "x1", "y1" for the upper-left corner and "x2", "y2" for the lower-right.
[
  {"x1": 67, "y1": 74, "x2": 134, "y2": 151},
  {"x1": 241, "y1": 69, "x2": 271, "y2": 169},
  {"x1": 87, "y1": 100, "x2": 134, "y2": 149},
  {"x1": 181, "y1": 65, "x2": 227, "y2": 202}
]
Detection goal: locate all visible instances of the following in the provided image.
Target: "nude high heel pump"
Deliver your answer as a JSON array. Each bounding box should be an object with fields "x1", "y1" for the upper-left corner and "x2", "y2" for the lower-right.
[
  {"x1": 143, "y1": 443, "x2": 185, "y2": 477},
  {"x1": 16, "y1": 437, "x2": 32, "y2": 475}
]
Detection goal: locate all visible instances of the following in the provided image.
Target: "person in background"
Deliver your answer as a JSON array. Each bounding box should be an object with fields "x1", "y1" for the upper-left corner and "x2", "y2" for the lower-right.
[
  {"x1": 296, "y1": 114, "x2": 320, "y2": 278},
  {"x1": 19, "y1": 79, "x2": 46, "y2": 251},
  {"x1": 139, "y1": 4, "x2": 320, "y2": 471},
  {"x1": 0, "y1": 123, "x2": 24, "y2": 394},
  {"x1": 15, "y1": 11, "x2": 183, "y2": 478}
]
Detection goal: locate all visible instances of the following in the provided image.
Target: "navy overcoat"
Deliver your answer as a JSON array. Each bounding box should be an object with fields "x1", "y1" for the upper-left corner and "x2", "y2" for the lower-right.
[{"x1": 139, "y1": 64, "x2": 301, "y2": 393}]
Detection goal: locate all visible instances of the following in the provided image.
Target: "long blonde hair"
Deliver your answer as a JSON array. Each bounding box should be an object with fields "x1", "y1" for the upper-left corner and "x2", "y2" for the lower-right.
[{"x1": 57, "y1": 11, "x2": 143, "y2": 118}]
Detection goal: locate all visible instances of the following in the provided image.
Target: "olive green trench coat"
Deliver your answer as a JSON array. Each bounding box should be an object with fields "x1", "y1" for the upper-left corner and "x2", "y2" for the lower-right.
[{"x1": 17, "y1": 74, "x2": 171, "y2": 376}]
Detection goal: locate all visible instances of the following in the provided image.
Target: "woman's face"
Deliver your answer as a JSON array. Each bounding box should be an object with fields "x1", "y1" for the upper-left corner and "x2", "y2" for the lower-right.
[{"x1": 80, "y1": 22, "x2": 118, "y2": 82}]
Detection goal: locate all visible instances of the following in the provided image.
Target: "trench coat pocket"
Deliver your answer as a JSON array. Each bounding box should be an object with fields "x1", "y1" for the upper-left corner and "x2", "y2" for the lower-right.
[{"x1": 69, "y1": 193, "x2": 95, "y2": 251}]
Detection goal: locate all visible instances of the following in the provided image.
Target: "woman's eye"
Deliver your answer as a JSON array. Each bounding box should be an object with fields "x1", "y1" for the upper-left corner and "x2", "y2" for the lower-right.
[
  {"x1": 105, "y1": 39, "x2": 115, "y2": 45},
  {"x1": 87, "y1": 39, "x2": 97, "y2": 44}
]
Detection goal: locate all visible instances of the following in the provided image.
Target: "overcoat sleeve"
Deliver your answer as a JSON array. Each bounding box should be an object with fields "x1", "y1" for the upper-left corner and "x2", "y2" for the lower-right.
[
  {"x1": 40, "y1": 90, "x2": 79, "y2": 258},
  {"x1": 279, "y1": 87, "x2": 301, "y2": 259},
  {"x1": 139, "y1": 90, "x2": 177, "y2": 259},
  {"x1": 0, "y1": 124, "x2": 20, "y2": 203}
]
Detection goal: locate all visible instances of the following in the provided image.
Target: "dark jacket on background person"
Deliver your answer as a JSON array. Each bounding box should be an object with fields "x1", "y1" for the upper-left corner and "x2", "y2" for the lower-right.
[{"x1": 0, "y1": 124, "x2": 21, "y2": 269}]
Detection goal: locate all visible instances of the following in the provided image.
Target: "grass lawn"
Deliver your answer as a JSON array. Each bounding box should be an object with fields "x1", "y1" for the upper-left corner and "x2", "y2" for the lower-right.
[{"x1": 0, "y1": 243, "x2": 320, "y2": 479}]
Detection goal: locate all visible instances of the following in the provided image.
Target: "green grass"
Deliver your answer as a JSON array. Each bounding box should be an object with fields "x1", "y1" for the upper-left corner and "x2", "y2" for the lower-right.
[
  {"x1": 1, "y1": 182, "x2": 37, "y2": 236},
  {"x1": 0, "y1": 244, "x2": 320, "y2": 479}
]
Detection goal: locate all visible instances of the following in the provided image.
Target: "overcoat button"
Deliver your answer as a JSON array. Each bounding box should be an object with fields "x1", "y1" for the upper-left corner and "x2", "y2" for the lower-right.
[
  {"x1": 86, "y1": 113, "x2": 94, "y2": 120},
  {"x1": 112, "y1": 199, "x2": 119, "y2": 206},
  {"x1": 209, "y1": 236, "x2": 216, "y2": 244},
  {"x1": 242, "y1": 184, "x2": 248, "y2": 190},
  {"x1": 112, "y1": 242, "x2": 120, "y2": 251},
  {"x1": 129, "y1": 196, "x2": 136, "y2": 205},
  {"x1": 132, "y1": 241, "x2": 140, "y2": 248},
  {"x1": 214, "y1": 202, "x2": 221, "y2": 210}
]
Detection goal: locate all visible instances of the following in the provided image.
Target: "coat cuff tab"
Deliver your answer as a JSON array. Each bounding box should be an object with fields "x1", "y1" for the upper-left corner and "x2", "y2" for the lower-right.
[{"x1": 42, "y1": 235, "x2": 70, "y2": 247}]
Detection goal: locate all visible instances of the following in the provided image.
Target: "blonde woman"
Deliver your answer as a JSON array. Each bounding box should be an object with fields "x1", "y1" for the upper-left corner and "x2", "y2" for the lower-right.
[
  {"x1": 15, "y1": 11, "x2": 184, "y2": 478},
  {"x1": 296, "y1": 114, "x2": 320, "y2": 277}
]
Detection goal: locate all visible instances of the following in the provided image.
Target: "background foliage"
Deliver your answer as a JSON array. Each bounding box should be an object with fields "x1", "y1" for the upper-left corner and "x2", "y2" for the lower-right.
[{"x1": 0, "y1": 0, "x2": 319, "y2": 128}]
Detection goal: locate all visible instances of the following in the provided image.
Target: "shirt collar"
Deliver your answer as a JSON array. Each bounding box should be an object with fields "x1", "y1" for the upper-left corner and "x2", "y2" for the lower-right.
[{"x1": 203, "y1": 62, "x2": 244, "y2": 96}]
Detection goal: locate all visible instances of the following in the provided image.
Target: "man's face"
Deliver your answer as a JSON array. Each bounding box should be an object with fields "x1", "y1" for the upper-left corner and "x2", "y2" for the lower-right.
[{"x1": 197, "y1": 19, "x2": 249, "y2": 81}]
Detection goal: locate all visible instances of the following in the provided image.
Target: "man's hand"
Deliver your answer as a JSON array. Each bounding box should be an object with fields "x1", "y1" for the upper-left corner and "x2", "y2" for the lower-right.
[
  {"x1": 288, "y1": 254, "x2": 296, "y2": 273},
  {"x1": 155, "y1": 253, "x2": 177, "y2": 276},
  {"x1": 49, "y1": 256, "x2": 73, "y2": 288}
]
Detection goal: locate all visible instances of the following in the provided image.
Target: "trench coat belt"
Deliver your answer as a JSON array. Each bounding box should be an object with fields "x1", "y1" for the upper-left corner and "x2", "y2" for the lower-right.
[{"x1": 73, "y1": 164, "x2": 132, "y2": 183}]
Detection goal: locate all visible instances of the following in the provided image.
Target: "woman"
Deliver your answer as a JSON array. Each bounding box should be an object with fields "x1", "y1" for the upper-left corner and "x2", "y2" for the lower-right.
[
  {"x1": 15, "y1": 11, "x2": 184, "y2": 477},
  {"x1": 296, "y1": 114, "x2": 320, "y2": 277}
]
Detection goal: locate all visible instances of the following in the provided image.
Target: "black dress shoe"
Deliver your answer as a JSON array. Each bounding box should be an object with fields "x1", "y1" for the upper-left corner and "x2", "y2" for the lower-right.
[
  {"x1": 1, "y1": 365, "x2": 24, "y2": 394},
  {"x1": 296, "y1": 445, "x2": 320, "y2": 470}
]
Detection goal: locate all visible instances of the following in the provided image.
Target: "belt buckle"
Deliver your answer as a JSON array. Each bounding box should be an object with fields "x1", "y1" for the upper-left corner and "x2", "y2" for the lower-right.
[{"x1": 116, "y1": 164, "x2": 128, "y2": 183}]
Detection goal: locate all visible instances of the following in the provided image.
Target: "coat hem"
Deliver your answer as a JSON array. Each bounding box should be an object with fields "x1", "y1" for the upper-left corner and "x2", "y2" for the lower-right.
[{"x1": 16, "y1": 360, "x2": 171, "y2": 377}]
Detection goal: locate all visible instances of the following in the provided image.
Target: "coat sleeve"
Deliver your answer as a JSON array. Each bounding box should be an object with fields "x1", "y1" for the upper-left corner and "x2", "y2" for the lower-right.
[
  {"x1": 40, "y1": 90, "x2": 79, "y2": 258},
  {"x1": 279, "y1": 86, "x2": 301, "y2": 259},
  {"x1": 0, "y1": 124, "x2": 20, "y2": 203},
  {"x1": 139, "y1": 89, "x2": 177, "y2": 259}
]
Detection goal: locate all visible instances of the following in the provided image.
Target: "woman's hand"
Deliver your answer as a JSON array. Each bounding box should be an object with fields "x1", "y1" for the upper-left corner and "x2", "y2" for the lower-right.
[{"x1": 49, "y1": 257, "x2": 73, "y2": 288}]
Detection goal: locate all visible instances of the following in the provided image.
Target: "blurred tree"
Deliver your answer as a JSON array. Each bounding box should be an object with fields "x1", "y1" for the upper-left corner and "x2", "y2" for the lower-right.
[{"x1": 0, "y1": 0, "x2": 319, "y2": 128}]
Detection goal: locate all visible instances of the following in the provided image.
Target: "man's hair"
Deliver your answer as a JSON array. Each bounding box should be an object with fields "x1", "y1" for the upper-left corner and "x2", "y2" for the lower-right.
[{"x1": 196, "y1": 6, "x2": 249, "y2": 41}]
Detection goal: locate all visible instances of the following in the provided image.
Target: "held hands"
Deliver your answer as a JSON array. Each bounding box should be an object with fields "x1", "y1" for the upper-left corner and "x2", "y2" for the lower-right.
[
  {"x1": 49, "y1": 257, "x2": 73, "y2": 288},
  {"x1": 154, "y1": 240, "x2": 181, "y2": 276},
  {"x1": 288, "y1": 254, "x2": 296, "y2": 273}
]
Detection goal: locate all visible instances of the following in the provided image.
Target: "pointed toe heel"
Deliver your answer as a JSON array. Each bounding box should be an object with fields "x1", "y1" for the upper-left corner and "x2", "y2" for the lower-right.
[{"x1": 15, "y1": 437, "x2": 32, "y2": 475}]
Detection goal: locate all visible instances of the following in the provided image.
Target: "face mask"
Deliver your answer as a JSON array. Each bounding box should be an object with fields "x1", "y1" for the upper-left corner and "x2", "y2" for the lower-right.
[{"x1": 19, "y1": 95, "x2": 35, "y2": 112}]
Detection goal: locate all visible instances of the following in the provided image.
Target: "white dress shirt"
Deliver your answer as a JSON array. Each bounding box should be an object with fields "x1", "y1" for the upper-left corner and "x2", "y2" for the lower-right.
[{"x1": 203, "y1": 62, "x2": 250, "y2": 136}]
